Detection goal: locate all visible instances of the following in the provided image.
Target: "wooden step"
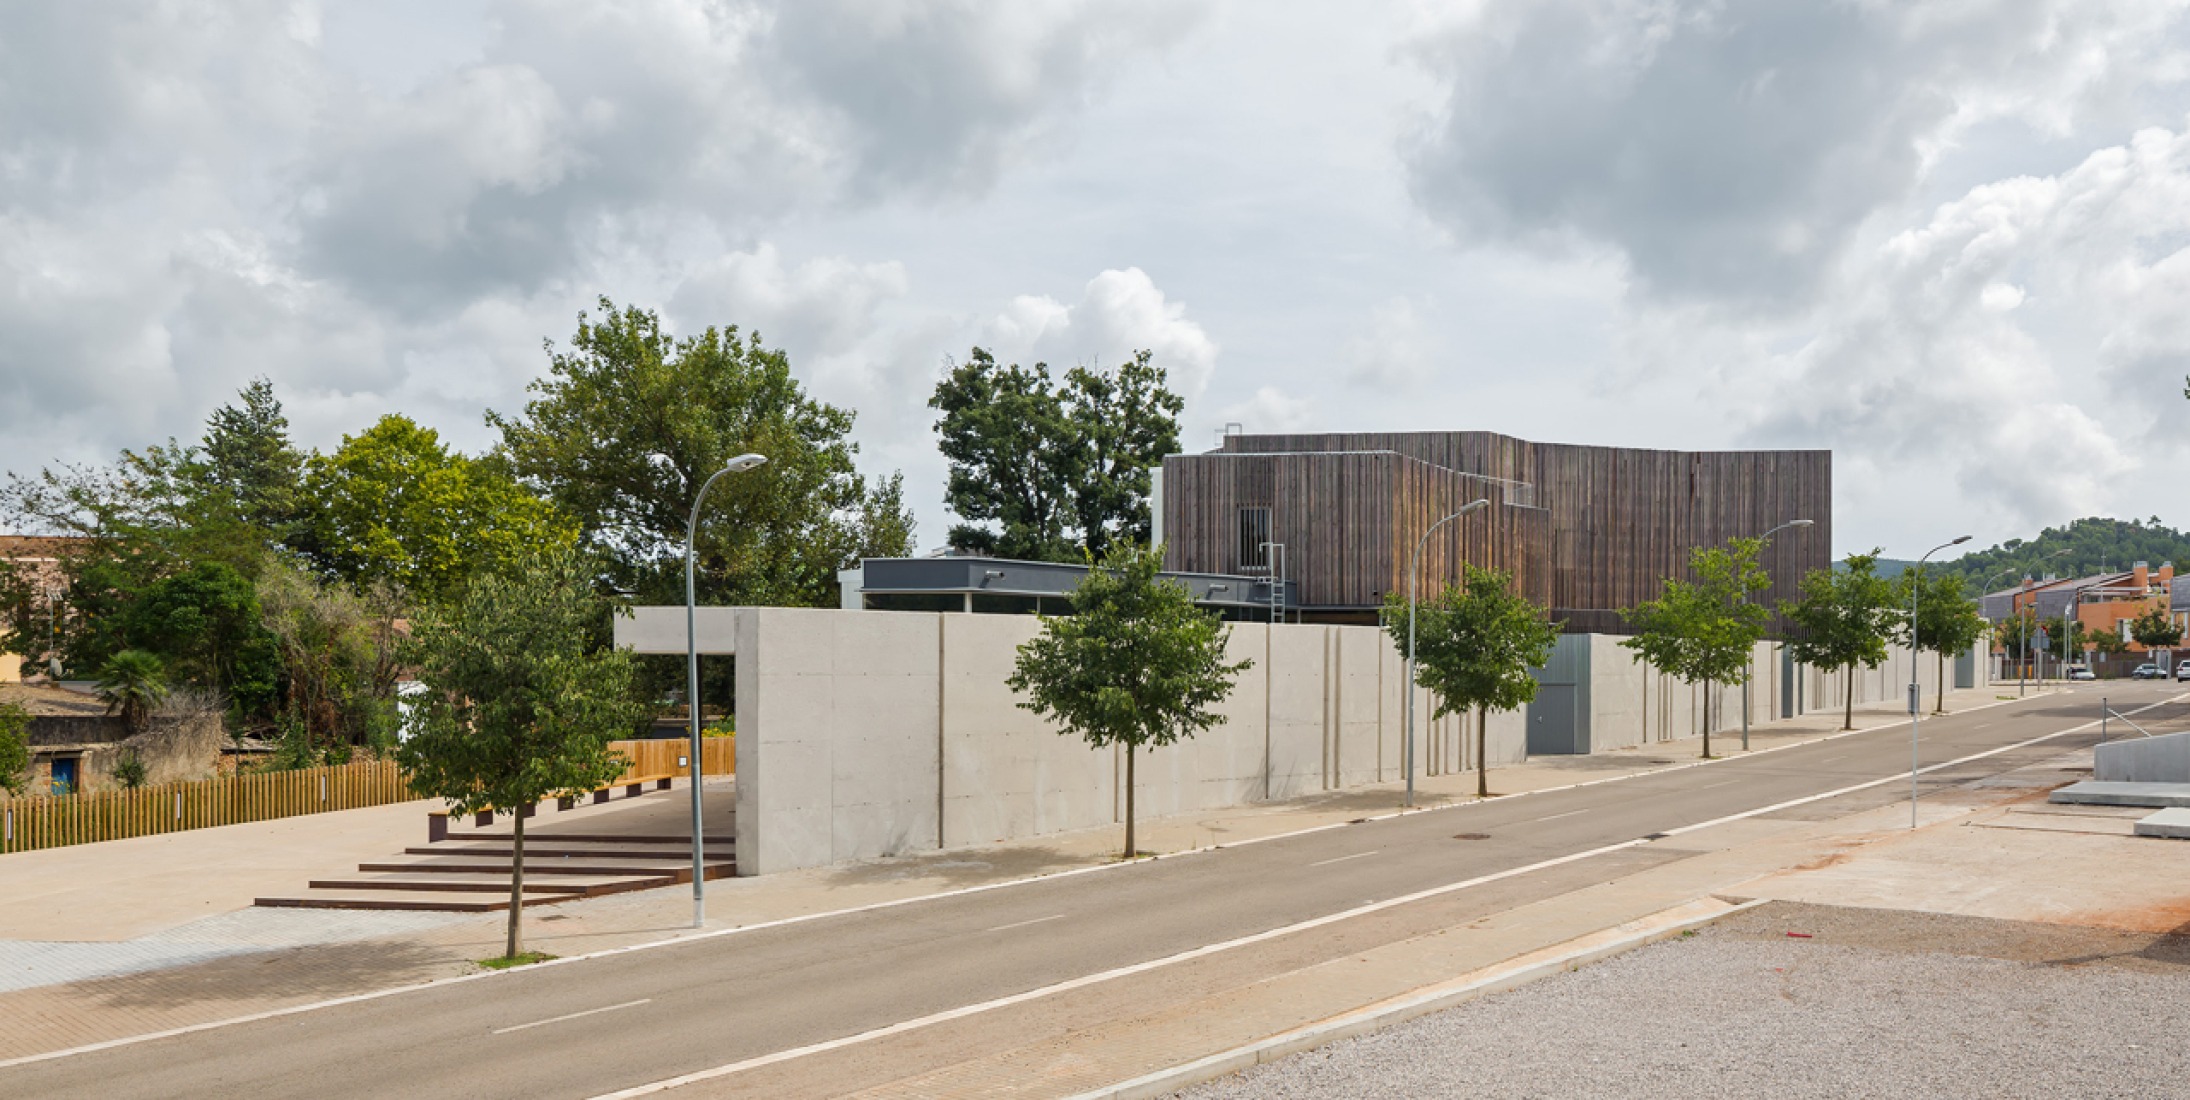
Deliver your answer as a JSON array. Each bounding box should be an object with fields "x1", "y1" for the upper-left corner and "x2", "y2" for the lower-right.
[
  {"x1": 254, "y1": 892, "x2": 568, "y2": 913},
  {"x1": 308, "y1": 877, "x2": 614, "y2": 895},
  {"x1": 404, "y1": 846, "x2": 732, "y2": 860},
  {"x1": 455, "y1": 833, "x2": 734, "y2": 844},
  {"x1": 358, "y1": 861, "x2": 735, "y2": 881}
]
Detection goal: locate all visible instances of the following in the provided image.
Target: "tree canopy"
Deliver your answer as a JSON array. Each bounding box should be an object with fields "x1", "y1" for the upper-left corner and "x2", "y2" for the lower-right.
[
  {"x1": 300, "y1": 415, "x2": 575, "y2": 601},
  {"x1": 2131, "y1": 604, "x2": 2183, "y2": 653},
  {"x1": 1381, "y1": 564, "x2": 1559, "y2": 796},
  {"x1": 491, "y1": 298, "x2": 913, "y2": 610},
  {"x1": 1905, "y1": 570, "x2": 1985, "y2": 713},
  {"x1": 1621, "y1": 538, "x2": 1770, "y2": 757},
  {"x1": 1782, "y1": 551, "x2": 1901, "y2": 730},
  {"x1": 1009, "y1": 544, "x2": 1249, "y2": 856},
  {"x1": 931, "y1": 348, "x2": 1181, "y2": 562}
]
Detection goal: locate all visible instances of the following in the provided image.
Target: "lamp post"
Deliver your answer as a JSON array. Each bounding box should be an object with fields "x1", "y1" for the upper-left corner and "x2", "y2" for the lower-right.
[
  {"x1": 1983, "y1": 567, "x2": 2019, "y2": 695},
  {"x1": 686, "y1": 452, "x2": 767, "y2": 929},
  {"x1": 1740, "y1": 518, "x2": 1814, "y2": 751},
  {"x1": 1909, "y1": 534, "x2": 1971, "y2": 830},
  {"x1": 1405, "y1": 498, "x2": 1490, "y2": 808}
]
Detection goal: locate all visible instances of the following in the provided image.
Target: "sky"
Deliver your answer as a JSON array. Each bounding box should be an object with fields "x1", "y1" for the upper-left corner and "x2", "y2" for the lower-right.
[{"x1": 4, "y1": 0, "x2": 2190, "y2": 562}]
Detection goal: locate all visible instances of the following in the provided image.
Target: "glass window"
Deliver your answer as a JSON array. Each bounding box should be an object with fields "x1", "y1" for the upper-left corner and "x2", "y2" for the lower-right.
[{"x1": 865, "y1": 592, "x2": 966, "y2": 613}]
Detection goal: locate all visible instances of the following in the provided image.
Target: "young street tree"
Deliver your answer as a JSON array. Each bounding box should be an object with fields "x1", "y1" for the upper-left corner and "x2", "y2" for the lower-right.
[
  {"x1": 1781, "y1": 552, "x2": 1901, "y2": 730},
  {"x1": 396, "y1": 546, "x2": 645, "y2": 961},
  {"x1": 931, "y1": 348, "x2": 1182, "y2": 562},
  {"x1": 1009, "y1": 545, "x2": 1250, "y2": 857},
  {"x1": 1907, "y1": 571, "x2": 1986, "y2": 714},
  {"x1": 1620, "y1": 538, "x2": 1771, "y2": 758},
  {"x1": 1380, "y1": 564, "x2": 1560, "y2": 797},
  {"x1": 2131, "y1": 603, "x2": 2183, "y2": 663}
]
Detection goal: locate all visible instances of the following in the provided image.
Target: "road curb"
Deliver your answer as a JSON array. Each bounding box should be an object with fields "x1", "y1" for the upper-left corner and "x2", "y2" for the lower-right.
[{"x1": 1066, "y1": 896, "x2": 1768, "y2": 1100}]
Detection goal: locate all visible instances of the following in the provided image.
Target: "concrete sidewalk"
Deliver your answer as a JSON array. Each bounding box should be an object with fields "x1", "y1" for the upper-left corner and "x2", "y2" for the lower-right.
[{"x1": 0, "y1": 683, "x2": 2075, "y2": 1064}]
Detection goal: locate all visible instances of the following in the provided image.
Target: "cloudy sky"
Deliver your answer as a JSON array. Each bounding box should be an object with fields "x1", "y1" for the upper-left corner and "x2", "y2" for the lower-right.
[{"x1": 5, "y1": 0, "x2": 2190, "y2": 561}]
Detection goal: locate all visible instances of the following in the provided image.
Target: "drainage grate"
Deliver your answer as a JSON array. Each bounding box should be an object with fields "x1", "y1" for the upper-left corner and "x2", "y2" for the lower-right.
[{"x1": 1452, "y1": 833, "x2": 1490, "y2": 841}]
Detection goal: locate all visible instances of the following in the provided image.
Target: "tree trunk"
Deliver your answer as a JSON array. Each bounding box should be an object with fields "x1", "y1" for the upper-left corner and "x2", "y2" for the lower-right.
[
  {"x1": 505, "y1": 808, "x2": 525, "y2": 960},
  {"x1": 1702, "y1": 681, "x2": 1712, "y2": 759},
  {"x1": 1123, "y1": 744, "x2": 1136, "y2": 859},
  {"x1": 1843, "y1": 666, "x2": 1856, "y2": 731},
  {"x1": 1475, "y1": 706, "x2": 1489, "y2": 798},
  {"x1": 1935, "y1": 648, "x2": 1947, "y2": 714}
]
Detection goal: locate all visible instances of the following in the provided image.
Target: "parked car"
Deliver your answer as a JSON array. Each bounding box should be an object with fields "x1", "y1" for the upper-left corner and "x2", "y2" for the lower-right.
[
  {"x1": 2177, "y1": 663, "x2": 2190, "y2": 682},
  {"x1": 2133, "y1": 663, "x2": 2166, "y2": 680},
  {"x1": 2068, "y1": 666, "x2": 2098, "y2": 681}
]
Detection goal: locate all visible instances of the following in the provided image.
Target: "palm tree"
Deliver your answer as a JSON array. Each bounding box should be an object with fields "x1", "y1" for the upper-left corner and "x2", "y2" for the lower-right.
[{"x1": 97, "y1": 650, "x2": 170, "y2": 734}]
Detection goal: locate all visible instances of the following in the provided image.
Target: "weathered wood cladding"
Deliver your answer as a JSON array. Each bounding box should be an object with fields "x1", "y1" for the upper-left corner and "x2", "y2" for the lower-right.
[
  {"x1": 1159, "y1": 451, "x2": 1550, "y2": 612},
  {"x1": 1167, "y1": 432, "x2": 1829, "y2": 629}
]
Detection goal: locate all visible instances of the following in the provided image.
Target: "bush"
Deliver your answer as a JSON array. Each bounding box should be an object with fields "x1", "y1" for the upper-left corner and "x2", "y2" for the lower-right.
[
  {"x1": 0, "y1": 702, "x2": 29, "y2": 796},
  {"x1": 111, "y1": 751, "x2": 148, "y2": 789}
]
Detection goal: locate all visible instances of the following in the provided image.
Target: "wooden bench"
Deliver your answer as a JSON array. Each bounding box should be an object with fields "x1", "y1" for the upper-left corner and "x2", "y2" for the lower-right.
[{"x1": 427, "y1": 773, "x2": 678, "y2": 842}]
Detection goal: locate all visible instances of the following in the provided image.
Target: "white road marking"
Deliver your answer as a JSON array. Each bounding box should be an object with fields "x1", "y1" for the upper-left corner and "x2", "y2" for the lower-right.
[
  {"x1": 1307, "y1": 850, "x2": 1380, "y2": 867},
  {"x1": 0, "y1": 688, "x2": 2138, "y2": 1074},
  {"x1": 1524, "y1": 809, "x2": 1589, "y2": 823},
  {"x1": 1690, "y1": 781, "x2": 1734, "y2": 793},
  {"x1": 492, "y1": 999, "x2": 650, "y2": 1036},
  {"x1": 984, "y1": 914, "x2": 1066, "y2": 933},
  {"x1": 584, "y1": 696, "x2": 2187, "y2": 1098}
]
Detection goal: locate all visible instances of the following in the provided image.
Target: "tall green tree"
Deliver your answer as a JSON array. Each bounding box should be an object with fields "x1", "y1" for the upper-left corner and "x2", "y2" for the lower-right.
[
  {"x1": 931, "y1": 348, "x2": 1182, "y2": 562},
  {"x1": 1905, "y1": 571, "x2": 1985, "y2": 714},
  {"x1": 1781, "y1": 551, "x2": 1901, "y2": 730},
  {"x1": 396, "y1": 545, "x2": 645, "y2": 961},
  {"x1": 1009, "y1": 544, "x2": 1250, "y2": 857},
  {"x1": 117, "y1": 561, "x2": 281, "y2": 716},
  {"x1": 201, "y1": 378, "x2": 305, "y2": 540},
  {"x1": 2130, "y1": 603, "x2": 2183, "y2": 657},
  {"x1": 491, "y1": 299, "x2": 912, "y2": 612},
  {"x1": 0, "y1": 702, "x2": 29, "y2": 797},
  {"x1": 1620, "y1": 538, "x2": 1771, "y2": 758},
  {"x1": 299, "y1": 415, "x2": 575, "y2": 601},
  {"x1": 1380, "y1": 565, "x2": 1560, "y2": 796}
]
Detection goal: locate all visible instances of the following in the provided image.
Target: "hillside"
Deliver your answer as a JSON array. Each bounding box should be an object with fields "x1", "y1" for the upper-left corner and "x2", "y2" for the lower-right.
[{"x1": 1860, "y1": 517, "x2": 2190, "y2": 591}]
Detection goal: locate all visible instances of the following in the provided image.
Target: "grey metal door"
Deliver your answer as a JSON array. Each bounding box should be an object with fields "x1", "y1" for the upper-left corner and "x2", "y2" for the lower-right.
[{"x1": 1528, "y1": 684, "x2": 1580, "y2": 755}]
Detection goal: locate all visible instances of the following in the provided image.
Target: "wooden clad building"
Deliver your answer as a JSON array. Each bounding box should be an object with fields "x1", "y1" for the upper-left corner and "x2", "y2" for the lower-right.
[{"x1": 1157, "y1": 431, "x2": 1830, "y2": 631}]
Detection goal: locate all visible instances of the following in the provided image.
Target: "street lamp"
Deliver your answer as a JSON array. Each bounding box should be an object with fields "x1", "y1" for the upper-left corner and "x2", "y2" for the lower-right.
[
  {"x1": 1909, "y1": 534, "x2": 1971, "y2": 830},
  {"x1": 685, "y1": 452, "x2": 767, "y2": 928},
  {"x1": 2035, "y1": 549, "x2": 2071, "y2": 687},
  {"x1": 1982, "y1": 567, "x2": 2021, "y2": 696},
  {"x1": 1741, "y1": 518, "x2": 1813, "y2": 751},
  {"x1": 1405, "y1": 498, "x2": 1490, "y2": 808}
]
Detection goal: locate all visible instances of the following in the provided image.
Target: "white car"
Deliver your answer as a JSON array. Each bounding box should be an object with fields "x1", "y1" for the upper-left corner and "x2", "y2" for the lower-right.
[{"x1": 2068, "y1": 666, "x2": 2097, "y2": 681}]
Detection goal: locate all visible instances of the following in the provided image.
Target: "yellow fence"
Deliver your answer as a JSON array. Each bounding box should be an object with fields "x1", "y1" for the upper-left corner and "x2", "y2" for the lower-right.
[
  {"x1": 0, "y1": 738, "x2": 734, "y2": 855},
  {"x1": 609, "y1": 737, "x2": 733, "y2": 782},
  {"x1": 0, "y1": 760, "x2": 412, "y2": 855}
]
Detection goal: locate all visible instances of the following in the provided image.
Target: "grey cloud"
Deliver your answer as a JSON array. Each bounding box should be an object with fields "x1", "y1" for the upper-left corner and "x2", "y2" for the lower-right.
[
  {"x1": 765, "y1": 0, "x2": 1207, "y2": 200},
  {"x1": 1404, "y1": 0, "x2": 2186, "y2": 305}
]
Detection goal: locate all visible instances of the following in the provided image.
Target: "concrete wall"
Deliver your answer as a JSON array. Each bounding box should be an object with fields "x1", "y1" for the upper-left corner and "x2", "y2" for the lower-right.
[
  {"x1": 728, "y1": 607, "x2": 1526, "y2": 876},
  {"x1": 2095, "y1": 731, "x2": 2190, "y2": 783},
  {"x1": 1558, "y1": 635, "x2": 1992, "y2": 753},
  {"x1": 706, "y1": 606, "x2": 1992, "y2": 874}
]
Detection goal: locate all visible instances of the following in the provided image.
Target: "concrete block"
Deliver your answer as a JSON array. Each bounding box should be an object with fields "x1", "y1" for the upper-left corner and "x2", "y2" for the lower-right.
[
  {"x1": 2049, "y1": 781, "x2": 2190, "y2": 808},
  {"x1": 2133, "y1": 807, "x2": 2190, "y2": 839}
]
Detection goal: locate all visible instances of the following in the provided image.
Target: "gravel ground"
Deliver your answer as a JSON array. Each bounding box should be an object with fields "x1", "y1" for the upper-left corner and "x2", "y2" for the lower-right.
[{"x1": 1178, "y1": 907, "x2": 2190, "y2": 1099}]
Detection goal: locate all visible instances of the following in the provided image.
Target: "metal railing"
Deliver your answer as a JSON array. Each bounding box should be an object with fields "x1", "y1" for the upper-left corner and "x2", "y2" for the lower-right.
[{"x1": 2099, "y1": 697, "x2": 2156, "y2": 744}]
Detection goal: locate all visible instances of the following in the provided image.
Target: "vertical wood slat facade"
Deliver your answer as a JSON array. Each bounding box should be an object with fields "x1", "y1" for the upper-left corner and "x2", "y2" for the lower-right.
[{"x1": 1163, "y1": 432, "x2": 1829, "y2": 629}]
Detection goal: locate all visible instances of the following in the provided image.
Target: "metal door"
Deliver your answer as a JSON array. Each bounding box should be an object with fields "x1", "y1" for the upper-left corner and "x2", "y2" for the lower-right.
[{"x1": 1528, "y1": 684, "x2": 1581, "y2": 755}]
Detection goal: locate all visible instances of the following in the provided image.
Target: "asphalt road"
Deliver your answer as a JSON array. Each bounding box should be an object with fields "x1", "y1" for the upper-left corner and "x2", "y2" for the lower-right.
[{"x1": 3, "y1": 682, "x2": 2174, "y2": 1099}]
